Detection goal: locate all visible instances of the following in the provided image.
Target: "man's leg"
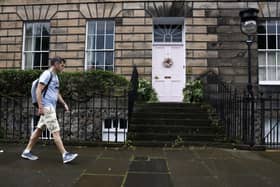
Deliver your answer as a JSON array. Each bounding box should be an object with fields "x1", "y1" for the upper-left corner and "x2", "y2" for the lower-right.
[
  {"x1": 21, "y1": 128, "x2": 42, "y2": 160},
  {"x1": 52, "y1": 131, "x2": 78, "y2": 164},
  {"x1": 52, "y1": 131, "x2": 66, "y2": 154},
  {"x1": 25, "y1": 128, "x2": 42, "y2": 151}
]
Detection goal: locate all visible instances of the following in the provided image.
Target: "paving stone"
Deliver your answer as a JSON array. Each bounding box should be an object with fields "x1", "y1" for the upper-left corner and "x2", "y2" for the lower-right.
[
  {"x1": 101, "y1": 149, "x2": 133, "y2": 160},
  {"x1": 168, "y1": 160, "x2": 211, "y2": 177},
  {"x1": 129, "y1": 158, "x2": 168, "y2": 173},
  {"x1": 124, "y1": 173, "x2": 172, "y2": 187},
  {"x1": 172, "y1": 176, "x2": 220, "y2": 187},
  {"x1": 86, "y1": 159, "x2": 129, "y2": 175},
  {"x1": 75, "y1": 175, "x2": 124, "y2": 187}
]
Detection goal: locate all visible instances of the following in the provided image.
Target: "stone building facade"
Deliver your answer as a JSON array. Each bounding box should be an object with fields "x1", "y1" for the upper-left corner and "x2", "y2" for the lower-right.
[{"x1": 0, "y1": 0, "x2": 279, "y2": 100}]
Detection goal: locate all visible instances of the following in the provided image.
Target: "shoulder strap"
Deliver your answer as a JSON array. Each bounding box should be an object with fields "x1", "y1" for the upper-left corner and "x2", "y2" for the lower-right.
[{"x1": 42, "y1": 71, "x2": 53, "y2": 97}]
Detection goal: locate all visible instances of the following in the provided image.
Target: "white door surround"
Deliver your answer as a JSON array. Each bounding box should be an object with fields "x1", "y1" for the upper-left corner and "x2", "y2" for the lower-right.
[{"x1": 152, "y1": 17, "x2": 186, "y2": 102}]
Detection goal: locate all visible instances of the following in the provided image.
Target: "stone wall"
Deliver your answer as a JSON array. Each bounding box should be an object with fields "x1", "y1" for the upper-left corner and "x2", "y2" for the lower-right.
[{"x1": 0, "y1": 0, "x2": 279, "y2": 87}]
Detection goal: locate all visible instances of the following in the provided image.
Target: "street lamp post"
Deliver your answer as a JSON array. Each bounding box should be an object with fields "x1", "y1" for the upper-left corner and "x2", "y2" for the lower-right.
[{"x1": 239, "y1": 8, "x2": 259, "y2": 146}]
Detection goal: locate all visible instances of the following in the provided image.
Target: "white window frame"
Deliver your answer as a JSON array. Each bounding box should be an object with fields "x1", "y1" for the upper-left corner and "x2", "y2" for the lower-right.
[
  {"x1": 22, "y1": 22, "x2": 50, "y2": 70},
  {"x1": 85, "y1": 20, "x2": 115, "y2": 71},
  {"x1": 258, "y1": 20, "x2": 280, "y2": 85}
]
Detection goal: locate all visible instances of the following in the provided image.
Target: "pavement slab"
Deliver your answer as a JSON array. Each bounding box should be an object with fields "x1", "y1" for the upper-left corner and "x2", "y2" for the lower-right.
[{"x1": 1, "y1": 144, "x2": 280, "y2": 186}]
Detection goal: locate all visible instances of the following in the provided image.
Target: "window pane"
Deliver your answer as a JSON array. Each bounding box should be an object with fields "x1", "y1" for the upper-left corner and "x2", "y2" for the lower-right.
[
  {"x1": 258, "y1": 52, "x2": 266, "y2": 66},
  {"x1": 259, "y1": 67, "x2": 266, "y2": 81},
  {"x1": 105, "y1": 66, "x2": 113, "y2": 71},
  {"x1": 25, "y1": 52, "x2": 33, "y2": 69},
  {"x1": 34, "y1": 36, "x2": 41, "y2": 51},
  {"x1": 258, "y1": 22, "x2": 266, "y2": 34},
  {"x1": 25, "y1": 23, "x2": 33, "y2": 36},
  {"x1": 96, "y1": 35, "x2": 104, "y2": 49},
  {"x1": 96, "y1": 66, "x2": 104, "y2": 70},
  {"x1": 87, "y1": 52, "x2": 96, "y2": 66},
  {"x1": 96, "y1": 52, "x2": 104, "y2": 65},
  {"x1": 97, "y1": 21, "x2": 105, "y2": 35},
  {"x1": 154, "y1": 34, "x2": 163, "y2": 42},
  {"x1": 34, "y1": 23, "x2": 42, "y2": 36},
  {"x1": 172, "y1": 32, "x2": 182, "y2": 42},
  {"x1": 25, "y1": 37, "x2": 33, "y2": 51},
  {"x1": 105, "y1": 52, "x2": 113, "y2": 66},
  {"x1": 258, "y1": 35, "x2": 266, "y2": 49},
  {"x1": 106, "y1": 21, "x2": 114, "y2": 34},
  {"x1": 87, "y1": 36, "x2": 96, "y2": 49},
  {"x1": 33, "y1": 52, "x2": 41, "y2": 69},
  {"x1": 277, "y1": 67, "x2": 280, "y2": 80},
  {"x1": 165, "y1": 34, "x2": 171, "y2": 42},
  {"x1": 268, "y1": 35, "x2": 276, "y2": 49},
  {"x1": 268, "y1": 66, "x2": 276, "y2": 80},
  {"x1": 278, "y1": 52, "x2": 280, "y2": 66},
  {"x1": 42, "y1": 53, "x2": 49, "y2": 69},
  {"x1": 42, "y1": 37, "x2": 49, "y2": 51},
  {"x1": 267, "y1": 21, "x2": 276, "y2": 34},
  {"x1": 105, "y1": 35, "x2": 113, "y2": 49},
  {"x1": 278, "y1": 35, "x2": 280, "y2": 49},
  {"x1": 268, "y1": 52, "x2": 276, "y2": 66},
  {"x1": 42, "y1": 23, "x2": 50, "y2": 36},
  {"x1": 88, "y1": 21, "x2": 96, "y2": 35},
  {"x1": 278, "y1": 21, "x2": 280, "y2": 34}
]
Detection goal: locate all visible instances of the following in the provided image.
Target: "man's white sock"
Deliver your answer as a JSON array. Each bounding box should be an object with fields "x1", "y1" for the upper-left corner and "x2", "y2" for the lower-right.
[{"x1": 23, "y1": 149, "x2": 30, "y2": 154}]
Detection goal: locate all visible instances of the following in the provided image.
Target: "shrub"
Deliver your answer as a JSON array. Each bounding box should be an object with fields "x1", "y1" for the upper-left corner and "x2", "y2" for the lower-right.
[
  {"x1": 0, "y1": 70, "x2": 129, "y2": 97},
  {"x1": 183, "y1": 79, "x2": 203, "y2": 104},
  {"x1": 137, "y1": 79, "x2": 158, "y2": 103}
]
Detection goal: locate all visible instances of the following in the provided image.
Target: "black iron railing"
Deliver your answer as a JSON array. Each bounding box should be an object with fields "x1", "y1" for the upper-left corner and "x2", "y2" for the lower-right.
[
  {"x1": 0, "y1": 92, "x2": 128, "y2": 144},
  {"x1": 201, "y1": 71, "x2": 280, "y2": 149}
]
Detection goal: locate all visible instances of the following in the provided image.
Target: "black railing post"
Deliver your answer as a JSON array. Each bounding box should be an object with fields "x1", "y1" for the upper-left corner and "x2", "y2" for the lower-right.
[
  {"x1": 128, "y1": 65, "x2": 138, "y2": 122},
  {"x1": 260, "y1": 92, "x2": 265, "y2": 145},
  {"x1": 250, "y1": 92, "x2": 255, "y2": 146},
  {"x1": 242, "y1": 91, "x2": 248, "y2": 143}
]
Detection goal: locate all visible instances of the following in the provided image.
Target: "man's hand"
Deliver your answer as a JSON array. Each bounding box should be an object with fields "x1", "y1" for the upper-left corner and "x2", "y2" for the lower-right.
[
  {"x1": 63, "y1": 103, "x2": 69, "y2": 111},
  {"x1": 38, "y1": 106, "x2": 44, "y2": 115}
]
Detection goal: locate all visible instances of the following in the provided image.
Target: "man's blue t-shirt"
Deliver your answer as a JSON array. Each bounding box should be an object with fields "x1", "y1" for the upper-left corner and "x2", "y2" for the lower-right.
[{"x1": 39, "y1": 70, "x2": 59, "y2": 109}]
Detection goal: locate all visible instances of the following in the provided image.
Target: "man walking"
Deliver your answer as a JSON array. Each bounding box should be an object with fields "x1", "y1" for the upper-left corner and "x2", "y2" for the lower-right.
[{"x1": 21, "y1": 57, "x2": 78, "y2": 164}]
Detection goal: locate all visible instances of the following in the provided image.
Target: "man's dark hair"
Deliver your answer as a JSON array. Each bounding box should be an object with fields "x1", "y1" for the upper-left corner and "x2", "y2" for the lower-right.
[{"x1": 50, "y1": 56, "x2": 66, "y2": 66}]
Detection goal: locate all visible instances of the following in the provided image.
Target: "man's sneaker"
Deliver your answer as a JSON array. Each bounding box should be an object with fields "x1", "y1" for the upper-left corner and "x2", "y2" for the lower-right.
[
  {"x1": 21, "y1": 152, "x2": 39, "y2": 160},
  {"x1": 63, "y1": 152, "x2": 78, "y2": 164}
]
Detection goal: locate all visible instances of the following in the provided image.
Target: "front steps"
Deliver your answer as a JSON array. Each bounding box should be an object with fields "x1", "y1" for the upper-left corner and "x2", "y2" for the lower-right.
[{"x1": 128, "y1": 103, "x2": 224, "y2": 146}]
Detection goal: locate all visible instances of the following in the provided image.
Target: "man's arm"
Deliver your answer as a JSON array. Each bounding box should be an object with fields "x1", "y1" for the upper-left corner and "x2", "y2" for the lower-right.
[
  {"x1": 58, "y1": 92, "x2": 69, "y2": 111},
  {"x1": 36, "y1": 83, "x2": 46, "y2": 115}
]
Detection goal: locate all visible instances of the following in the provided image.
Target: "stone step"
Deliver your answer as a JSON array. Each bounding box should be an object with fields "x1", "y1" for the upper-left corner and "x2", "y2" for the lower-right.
[
  {"x1": 129, "y1": 124, "x2": 218, "y2": 134},
  {"x1": 132, "y1": 112, "x2": 209, "y2": 119},
  {"x1": 134, "y1": 107, "x2": 207, "y2": 113},
  {"x1": 129, "y1": 102, "x2": 224, "y2": 143},
  {"x1": 131, "y1": 140, "x2": 230, "y2": 147},
  {"x1": 130, "y1": 132, "x2": 223, "y2": 141},
  {"x1": 130, "y1": 118, "x2": 211, "y2": 126}
]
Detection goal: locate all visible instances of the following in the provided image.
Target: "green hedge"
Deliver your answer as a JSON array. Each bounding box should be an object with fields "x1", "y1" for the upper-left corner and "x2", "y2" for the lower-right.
[{"x1": 0, "y1": 70, "x2": 129, "y2": 97}]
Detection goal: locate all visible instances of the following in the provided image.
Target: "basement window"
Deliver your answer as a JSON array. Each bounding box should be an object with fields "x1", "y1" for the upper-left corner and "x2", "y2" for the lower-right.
[{"x1": 102, "y1": 118, "x2": 128, "y2": 142}]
